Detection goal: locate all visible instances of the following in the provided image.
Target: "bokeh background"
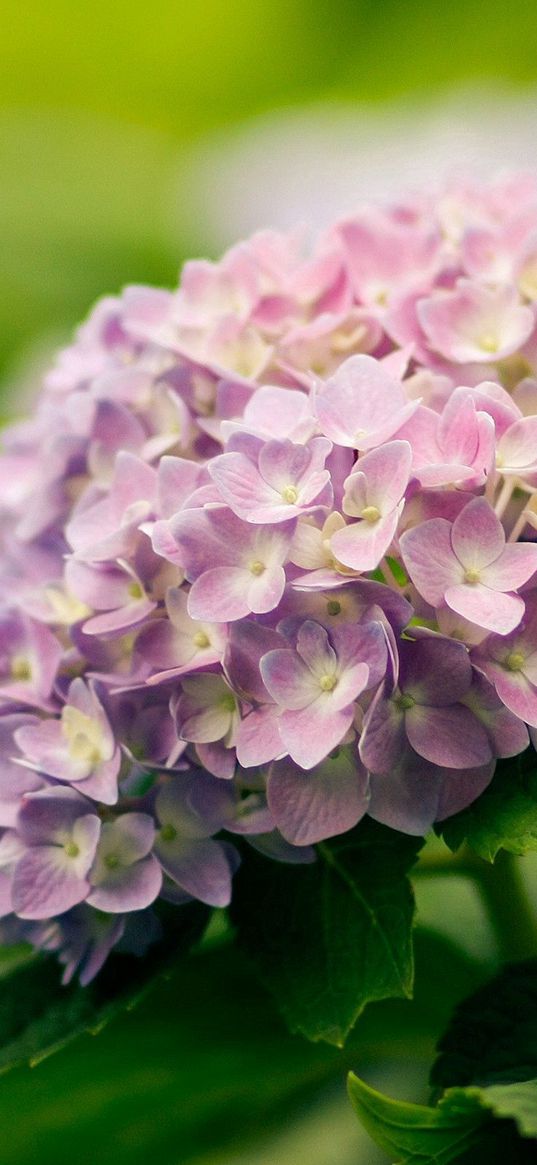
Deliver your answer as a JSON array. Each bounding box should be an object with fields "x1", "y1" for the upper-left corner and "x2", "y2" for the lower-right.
[{"x1": 2, "y1": 1, "x2": 537, "y2": 1160}]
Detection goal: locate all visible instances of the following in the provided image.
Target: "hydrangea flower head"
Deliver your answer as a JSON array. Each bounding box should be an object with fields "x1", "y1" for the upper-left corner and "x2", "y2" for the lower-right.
[{"x1": 3, "y1": 172, "x2": 537, "y2": 978}]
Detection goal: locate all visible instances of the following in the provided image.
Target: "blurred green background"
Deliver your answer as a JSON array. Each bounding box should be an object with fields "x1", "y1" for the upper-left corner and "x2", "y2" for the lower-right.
[
  {"x1": 2, "y1": 1, "x2": 537, "y2": 1161},
  {"x1": 3, "y1": 0, "x2": 537, "y2": 390}
]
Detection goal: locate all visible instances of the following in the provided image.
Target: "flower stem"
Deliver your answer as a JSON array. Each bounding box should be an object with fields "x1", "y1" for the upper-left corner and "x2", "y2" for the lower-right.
[
  {"x1": 416, "y1": 843, "x2": 537, "y2": 962},
  {"x1": 474, "y1": 849, "x2": 537, "y2": 962}
]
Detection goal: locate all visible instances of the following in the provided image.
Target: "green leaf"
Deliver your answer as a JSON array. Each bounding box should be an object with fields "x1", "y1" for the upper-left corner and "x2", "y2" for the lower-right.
[
  {"x1": 439, "y1": 749, "x2": 537, "y2": 861},
  {"x1": 0, "y1": 902, "x2": 208, "y2": 1075},
  {"x1": 473, "y1": 1079, "x2": 537, "y2": 1138},
  {"x1": 348, "y1": 1073, "x2": 537, "y2": 1163},
  {"x1": 431, "y1": 960, "x2": 537, "y2": 1092},
  {"x1": 231, "y1": 819, "x2": 422, "y2": 1046},
  {"x1": 347, "y1": 1072, "x2": 488, "y2": 1163}
]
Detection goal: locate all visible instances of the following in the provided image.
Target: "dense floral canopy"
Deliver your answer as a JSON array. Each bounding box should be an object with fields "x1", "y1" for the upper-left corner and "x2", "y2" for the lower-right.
[{"x1": 2, "y1": 173, "x2": 537, "y2": 981}]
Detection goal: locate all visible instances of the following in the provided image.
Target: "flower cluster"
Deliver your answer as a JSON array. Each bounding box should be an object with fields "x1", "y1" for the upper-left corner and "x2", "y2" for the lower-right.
[{"x1": 2, "y1": 172, "x2": 537, "y2": 980}]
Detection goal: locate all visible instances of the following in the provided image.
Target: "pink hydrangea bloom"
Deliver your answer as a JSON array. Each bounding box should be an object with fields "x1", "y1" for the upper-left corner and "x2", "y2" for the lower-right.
[{"x1": 3, "y1": 173, "x2": 537, "y2": 979}]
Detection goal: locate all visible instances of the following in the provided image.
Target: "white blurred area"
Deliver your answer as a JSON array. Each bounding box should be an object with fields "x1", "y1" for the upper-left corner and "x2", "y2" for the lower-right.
[{"x1": 178, "y1": 85, "x2": 537, "y2": 246}]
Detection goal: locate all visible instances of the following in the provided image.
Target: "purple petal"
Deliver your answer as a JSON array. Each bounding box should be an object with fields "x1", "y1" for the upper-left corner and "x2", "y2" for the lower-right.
[
  {"x1": 435, "y1": 763, "x2": 495, "y2": 821},
  {"x1": 405, "y1": 703, "x2": 492, "y2": 768},
  {"x1": 368, "y1": 754, "x2": 445, "y2": 835},
  {"x1": 12, "y1": 846, "x2": 91, "y2": 919},
  {"x1": 399, "y1": 636, "x2": 472, "y2": 706},
  {"x1": 359, "y1": 687, "x2": 406, "y2": 772},
  {"x1": 296, "y1": 620, "x2": 337, "y2": 675},
  {"x1": 465, "y1": 672, "x2": 529, "y2": 756},
  {"x1": 332, "y1": 620, "x2": 388, "y2": 690},
  {"x1": 268, "y1": 748, "x2": 369, "y2": 844},
  {"x1": 154, "y1": 836, "x2": 233, "y2": 907},
  {"x1": 260, "y1": 649, "x2": 320, "y2": 710},
  {"x1": 155, "y1": 771, "x2": 235, "y2": 840},
  {"x1": 16, "y1": 786, "x2": 93, "y2": 846},
  {"x1": 88, "y1": 855, "x2": 162, "y2": 913},
  {"x1": 224, "y1": 620, "x2": 285, "y2": 701}
]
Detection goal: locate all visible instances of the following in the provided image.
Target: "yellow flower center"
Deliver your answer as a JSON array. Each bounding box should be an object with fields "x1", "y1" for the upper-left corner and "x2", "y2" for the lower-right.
[
  {"x1": 160, "y1": 824, "x2": 177, "y2": 842},
  {"x1": 61, "y1": 706, "x2": 105, "y2": 768},
  {"x1": 395, "y1": 693, "x2": 415, "y2": 711},
  {"x1": 478, "y1": 333, "x2": 499, "y2": 354},
  {"x1": 281, "y1": 485, "x2": 298, "y2": 504},
  {"x1": 249, "y1": 560, "x2": 266, "y2": 575},
  {"x1": 360, "y1": 505, "x2": 381, "y2": 524},
  {"x1": 506, "y1": 651, "x2": 525, "y2": 672},
  {"x1": 464, "y1": 567, "x2": 481, "y2": 584},
  {"x1": 319, "y1": 674, "x2": 337, "y2": 692},
  {"x1": 10, "y1": 654, "x2": 32, "y2": 681},
  {"x1": 193, "y1": 631, "x2": 210, "y2": 648}
]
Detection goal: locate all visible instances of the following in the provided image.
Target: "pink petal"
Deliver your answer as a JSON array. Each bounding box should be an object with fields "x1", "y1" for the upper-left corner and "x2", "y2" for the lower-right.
[
  {"x1": 451, "y1": 497, "x2": 505, "y2": 570},
  {"x1": 278, "y1": 700, "x2": 355, "y2": 769},
  {"x1": 315, "y1": 354, "x2": 417, "y2": 449},
  {"x1": 484, "y1": 664, "x2": 537, "y2": 728},
  {"x1": 400, "y1": 518, "x2": 461, "y2": 605},
  {"x1": 497, "y1": 416, "x2": 537, "y2": 472},
  {"x1": 345, "y1": 440, "x2": 412, "y2": 513},
  {"x1": 331, "y1": 509, "x2": 400, "y2": 571},
  {"x1": 258, "y1": 439, "x2": 311, "y2": 491},
  {"x1": 235, "y1": 707, "x2": 283, "y2": 767},
  {"x1": 445, "y1": 583, "x2": 524, "y2": 635},
  {"x1": 480, "y1": 543, "x2": 537, "y2": 591},
  {"x1": 246, "y1": 565, "x2": 286, "y2": 614},
  {"x1": 188, "y1": 567, "x2": 251, "y2": 621}
]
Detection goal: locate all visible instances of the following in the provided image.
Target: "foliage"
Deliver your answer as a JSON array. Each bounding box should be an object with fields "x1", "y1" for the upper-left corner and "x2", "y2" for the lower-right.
[
  {"x1": 231, "y1": 822, "x2": 422, "y2": 1045},
  {"x1": 348, "y1": 960, "x2": 537, "y2": 1161},
  {"x1": 440, "y1": 750, "x2": 537, "y2": 861},
  {"x1": 0, "y1": 903, "x2": 208, "y2": 1074}
]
